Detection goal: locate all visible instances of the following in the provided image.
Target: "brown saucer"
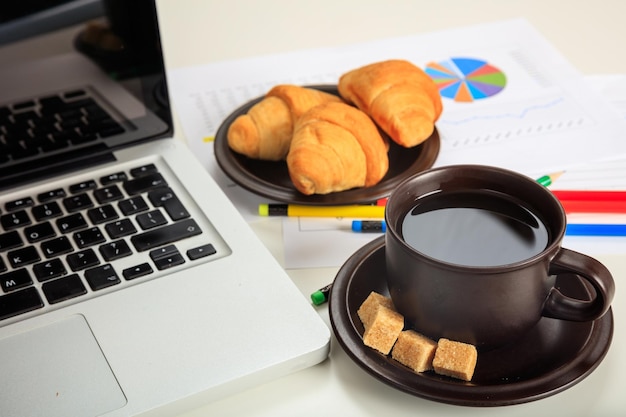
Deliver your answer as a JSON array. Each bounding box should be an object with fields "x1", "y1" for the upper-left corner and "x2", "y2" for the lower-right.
[
  {"x1": 328, "y1": 236, "x2": 614, "y2": 407},
  {"x1": 213, "y1": 85, "x2": 440, "y2": 205}
]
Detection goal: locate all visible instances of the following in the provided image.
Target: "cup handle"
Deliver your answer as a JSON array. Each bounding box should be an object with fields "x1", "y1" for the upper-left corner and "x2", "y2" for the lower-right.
[{"x1": 543, "y1": 248, "x2": 615, "y2": 321}]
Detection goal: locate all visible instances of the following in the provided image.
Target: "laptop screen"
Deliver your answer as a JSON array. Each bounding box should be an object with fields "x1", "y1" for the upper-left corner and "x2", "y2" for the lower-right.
[{"x1": 0, "y1": 0, "x2": 172, "y2": 190}]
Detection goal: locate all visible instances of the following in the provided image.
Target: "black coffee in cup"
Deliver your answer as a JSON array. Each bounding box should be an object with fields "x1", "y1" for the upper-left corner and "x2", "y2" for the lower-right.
[
  {"x1": 401, "y1": 190, "x2": 549, "y2": 267},
  {"x1": 384, "y1": 165, "x2": 614, "y2": 350}
]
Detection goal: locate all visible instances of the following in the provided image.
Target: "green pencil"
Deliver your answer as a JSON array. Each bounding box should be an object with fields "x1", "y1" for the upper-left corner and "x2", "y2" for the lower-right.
[{"x1": 536, "y1": 171, "x2": 564, "y2": 187}]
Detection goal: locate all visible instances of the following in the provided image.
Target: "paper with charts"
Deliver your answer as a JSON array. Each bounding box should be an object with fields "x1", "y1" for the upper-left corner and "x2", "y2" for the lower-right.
[
  {"x1": 170, "y1": 17, "x2": 626, "y2": 177},
  {"x1": 169, "y1": 18, "x2": 626, "y2": 268}
]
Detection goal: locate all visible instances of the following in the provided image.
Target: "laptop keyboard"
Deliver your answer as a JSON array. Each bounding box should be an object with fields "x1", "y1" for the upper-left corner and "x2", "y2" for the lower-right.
[
  {"x1": 0, "y1": 88, "x2": 125, "y2": 164},
  {"x1": 0, "y1": 162, "x2": 224, "y2": 324}
]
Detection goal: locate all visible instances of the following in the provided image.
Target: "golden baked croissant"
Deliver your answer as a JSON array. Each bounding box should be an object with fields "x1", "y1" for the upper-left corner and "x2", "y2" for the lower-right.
[
  {"x1": 287, "y1": 101, "x2": 389, "y2": 195},
  {"x1": 226, "y1": 85, "x2": 342, "y2": 160},
  {"x1": 337, "y1": 59, "x2": 442, "y2": 148}
]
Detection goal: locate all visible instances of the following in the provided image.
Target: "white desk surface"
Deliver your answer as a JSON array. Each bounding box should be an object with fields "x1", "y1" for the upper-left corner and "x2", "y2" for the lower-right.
[{"x1": 156, "y1": 1, "x2": 626, "y2": 415}]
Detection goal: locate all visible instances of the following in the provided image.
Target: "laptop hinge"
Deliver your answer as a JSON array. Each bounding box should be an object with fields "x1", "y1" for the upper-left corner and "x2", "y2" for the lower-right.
[{"x1": 0, "y1": 147, "x2": 115, "y2": 192}]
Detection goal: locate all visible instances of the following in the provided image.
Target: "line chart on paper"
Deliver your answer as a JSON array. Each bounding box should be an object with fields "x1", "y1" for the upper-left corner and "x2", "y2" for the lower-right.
[{"x1": 435, "y1": 92, "x2": 592, "y2": 150}]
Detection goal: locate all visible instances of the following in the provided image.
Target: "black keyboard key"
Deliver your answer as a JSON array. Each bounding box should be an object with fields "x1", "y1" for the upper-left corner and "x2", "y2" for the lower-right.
[
  {"x1": 0, "y1": 287, "x2": 44, "y2": 321},
  {"x1": 0, "y1": 231, "x2": 23, "y2": 252},
  {"x1": 87, "y1": 204, "x2": 119, "y2": 225},
  {"x1": 123, "y1": 263, "x2": 153, "y2": 280},
  {"x1": 1, "y1": 268, "x2": 33, "y2": 292},
  {"x1": 67, "y1": 248, "x2": 100, "y2": 271},
  {"x1": 32, "y1": 201, "x2": 63, "y2": 221},
  {"x1": 56, "y1": 213, "x2": 88, "y2": 233},
  {"x1": 0, "y1": 257, "x2": 5, "y2": 273},
  {"x1": 63, "y1": 193, "x2": 94, "y2": 212},
  {"x1": 149, "y1": 244, "x2": 178, "y2": 259},
  {"x1": 38, "y1": 95, "x2": 65, "y2": 112},
  {"x1": 136, "y1": 210, "x2": 167, "y2": 230},
  {"x1": 82, "y1": 114, "x2": 115, "y2": 132},
  {"x1": 73, "y1": 227, "x2": 106, "y2": 249},
  {"x1": 7, "y1": 246, "x2": 40, "y2": 268},
  {"x1": 40, "y1": 236, "x2": 74, "y2": 258},
  {"x1": 77, "y1": 132, "x2": 101, "y2": 143},
  {"x1": 148, "y1": 188, "x2": 190, "y2": 221},
  {"x1": 13, "y1": 100, "x2": 36, "y2": 111},
  {"x1": 77, "y1": 100, "x2": 105, "y2": 116},
  {"x1": 130, "y1": 164, "x2": 158, "y2": 177},
  {"x1": 11, "y1": 143, "x2": 39, "y2": 160},
  {"x1": 6, "y1": 141, "x2": 38, "y2": 160},
  {"x1": 99, "y1": 240, "x2": 132, "y2": 261},
  {"x1": 33, "y1": 258, "x2": 67, "y2": 282},
  {"x1": 1, "y1": 210, "x2": 32, "y2": 230},
  {"x1": 131, "y1": 219, "x2": 202, "y2": 252},
  {"x1": 153, "y1": 254, "x2": 185, "y2": 270},
  {"x1": 187, "y1": 243, "x2": 216, "y2": 260},
  {"x1": 5, "y1": 197, "x2": 34, "y2": 211},
  {"x1": 58, "y1": 117, "x2": 83, "y2": 131},
  {"x1": 123, "y1": 172, "x2": 167, "y2": 195},
  {"x1": 85, "y1": 264, "x2": 120, "y2": 291},
  {"x1": 34, "y1": 123, "x2": 60, "y2": 138},
  {"x1": 104, "y1": 219, "x2": 137, "y2": 239},
  {"x1": 57, "y1": 131, "x2": 84, "y2": 146},
  {"x1": 98, "y1": 123, "x2": 124, "y2": 138},
  {"x1": 72, "y1": 97, "x2": 97, "y2": 110},
  {"x1": 37, "y1": 188, "x2": 67, "y2": 203},
  {"x1": 69, "y1": 180, "x2": 97, "y2": 194},
  {"x1": 118, "y1": 196, "x2": 148, "y2": 215},
  {"x1": 93, "y1": 185, "x2": 123, "y2": 204},
  {"x1": 100, "y1": 172, "x2": 127, "y2": 185},
  {"x1": 42, "y1": 274, "x2": 87, "y2": 304},
  {"x1": 63, "y1": 89, "x2": 86, "y2": 100},
  {"x1": 24, "y1": 222, "x2": 56, "y2": 243},
  {"x1": 150, "y1": 245, "x2": 185, "y2": 270},
  {"x1": 13, "y1": 110, "x2": 37, "y2": 123}
]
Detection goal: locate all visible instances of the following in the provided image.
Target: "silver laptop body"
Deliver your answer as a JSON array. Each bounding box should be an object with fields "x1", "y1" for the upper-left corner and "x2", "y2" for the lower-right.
[{"x1": 0, "y1": 2, "x2": 330, "y2": 416}]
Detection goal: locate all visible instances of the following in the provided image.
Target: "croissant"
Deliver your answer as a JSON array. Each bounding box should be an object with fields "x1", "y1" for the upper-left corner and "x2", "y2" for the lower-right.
[
  {"x1": 287, "y1": 102, "x2": 389, "y2": 195},
  {"x1": 337, "y1": 59, "x2": 442, "y2": 148},
  {"x1": 227, "y1": 85, "x2": 342, "y2": 160}
]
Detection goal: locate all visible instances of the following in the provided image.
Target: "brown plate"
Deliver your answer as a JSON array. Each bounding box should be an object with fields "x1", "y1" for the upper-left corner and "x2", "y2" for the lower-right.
[
  {"x1": 213, "y1": 85, "x2": 440, "y2": 205},
  {"x1": 329, "y1": 236, "x2": 614, "y2": 407}
]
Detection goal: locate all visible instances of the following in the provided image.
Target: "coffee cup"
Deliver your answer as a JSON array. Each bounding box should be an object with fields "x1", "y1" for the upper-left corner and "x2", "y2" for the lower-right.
[{"x1": 384, "y1": 164, "x2": 615, "y2": 351}]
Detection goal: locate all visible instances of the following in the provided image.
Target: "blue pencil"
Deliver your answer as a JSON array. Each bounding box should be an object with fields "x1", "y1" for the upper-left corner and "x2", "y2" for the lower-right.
[{"x1": 565, "y1": 224, "x2": 626, "y2": 237}]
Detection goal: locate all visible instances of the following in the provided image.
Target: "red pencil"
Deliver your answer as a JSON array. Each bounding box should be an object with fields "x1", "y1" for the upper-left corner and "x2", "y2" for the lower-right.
[
  {"x1": 551, "y1": 190, "x2": 626, "y2": 213},
  {"x1": 552, "y1": 190, "x2": 626, "y2": 201},
  {"x1": 373, "y1": 190, "x2": 626, "y2": 213}
]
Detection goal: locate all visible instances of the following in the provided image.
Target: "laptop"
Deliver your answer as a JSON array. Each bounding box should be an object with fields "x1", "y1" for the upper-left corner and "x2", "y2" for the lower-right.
[{"x1": 0, "y1": 2, "x2": 330, "y2": 416}]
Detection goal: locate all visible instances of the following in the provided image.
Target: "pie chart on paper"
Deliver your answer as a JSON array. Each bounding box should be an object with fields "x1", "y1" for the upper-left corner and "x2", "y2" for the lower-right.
[{"x1": 425, "y1": 57, "x2": 507, "y2": 102}]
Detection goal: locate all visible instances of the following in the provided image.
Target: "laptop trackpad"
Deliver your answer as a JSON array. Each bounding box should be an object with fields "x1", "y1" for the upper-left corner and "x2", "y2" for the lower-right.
[{"x1": 0, "y1": 315, "x2": 126, "y2": 417}]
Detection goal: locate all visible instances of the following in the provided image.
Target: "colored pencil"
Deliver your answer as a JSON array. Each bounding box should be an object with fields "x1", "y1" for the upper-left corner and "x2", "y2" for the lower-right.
[
  {"x1": 258, "y1": 203, "x2": 385, "y2": 218},
  {"x1": 310, "y1": 283, "x2": 333, "y2": 306},
  {"x1": 552, "y1": 190, "x2": 626, "y2": 213},
  {"x1": 565, "y1": 223, "x2": 626, "y2": 236},
  {"x1": 351, "y1": 220, "x2": 386, "y2": 232},
  {"x1": 536, "y1": 171, "x2": 564, "y2": 187}
]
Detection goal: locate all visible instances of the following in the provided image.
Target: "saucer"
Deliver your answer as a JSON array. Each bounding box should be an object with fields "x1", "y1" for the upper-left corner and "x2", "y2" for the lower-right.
[
  {"x1": 213, "y1": 85, "x2": 440, "y2": 205},
  {"x1": 328, "y1": 236, "x2": 614, "y2": 407}
]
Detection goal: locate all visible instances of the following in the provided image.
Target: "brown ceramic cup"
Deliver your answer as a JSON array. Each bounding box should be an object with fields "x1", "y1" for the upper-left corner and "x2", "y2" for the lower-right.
[{"x1": 384, "y1": 165, "x2": 615, "y2": 351}]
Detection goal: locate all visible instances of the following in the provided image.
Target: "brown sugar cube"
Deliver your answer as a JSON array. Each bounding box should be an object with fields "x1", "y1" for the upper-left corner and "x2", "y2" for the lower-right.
[
  {"x1": 357, "y1": 291, "x2": 395, "y2": 329},
  {"x1": 432, "y1": 338, "x2": 478, "y2": 381},
  {"x1": 391, "y1": 330, "x2": 438, "y2": 373},
  {"x1": 362, "y1": 305, "x2": 403, "y2": 355}
]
